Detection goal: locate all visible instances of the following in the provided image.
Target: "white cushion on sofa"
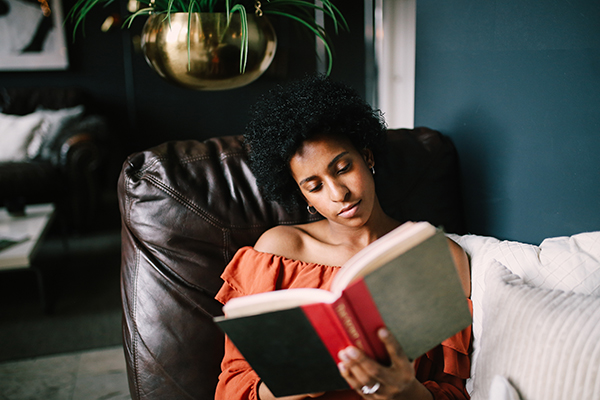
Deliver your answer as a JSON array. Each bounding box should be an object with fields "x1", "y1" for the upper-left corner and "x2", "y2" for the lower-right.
[
  {"x1": 448, "y1": 231, "x2": 600, "y2": 393},
  {"x1": 470, "y1": 261, "x2": 600, "y2": 400},
  {"x1": 26, "y1": 106, "x2": 85, "y2": 159},
  {"x1": 0, "y1": 112, "x2": 44, "y2": 161},
  {"x1": 488, "y1": 375, "x2": 520, "y2": 400},
  {"x1": 0, "y1": 106, "x2": 85, "y2": 162}
]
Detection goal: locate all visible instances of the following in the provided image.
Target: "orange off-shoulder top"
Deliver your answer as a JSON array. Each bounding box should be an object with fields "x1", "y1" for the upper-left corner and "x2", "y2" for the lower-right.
[{"x1": 215, "y1": 246, "x2": 472, "y2": 400}]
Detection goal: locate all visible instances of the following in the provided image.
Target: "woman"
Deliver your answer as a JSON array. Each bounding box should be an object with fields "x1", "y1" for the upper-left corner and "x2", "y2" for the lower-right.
[{"x1": 215, "y1": 76, "x2": 471, "y2": 400}]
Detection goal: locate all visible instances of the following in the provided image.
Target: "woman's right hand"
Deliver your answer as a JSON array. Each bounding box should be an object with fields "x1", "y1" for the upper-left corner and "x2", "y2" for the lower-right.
[
  {"x1": 337, "y1": 328, "x2": 432, "y2": 400},
  {"x1": 258, "y1": 381, "x2": 324, "y2": 400}
]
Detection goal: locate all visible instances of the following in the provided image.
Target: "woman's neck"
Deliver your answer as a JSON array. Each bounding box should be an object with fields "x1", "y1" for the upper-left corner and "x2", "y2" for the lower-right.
[{"x1": 324, "y1": 205, "x2": 400, "y2": 250}]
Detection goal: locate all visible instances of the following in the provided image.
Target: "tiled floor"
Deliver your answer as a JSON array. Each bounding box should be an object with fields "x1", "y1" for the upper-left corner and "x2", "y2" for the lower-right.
[{"x1": 0, "y1": 346, "x2": 130, "y2": 400}]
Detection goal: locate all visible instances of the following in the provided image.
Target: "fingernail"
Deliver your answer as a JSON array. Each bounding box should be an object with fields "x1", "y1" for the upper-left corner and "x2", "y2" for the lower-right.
[
  {"x1": 338, "y1": 349, "x2": 349, "y2": 362},
  {"x1": 378, "y1": 328, "x2": 390, "y2": 338},
  {"x1": 338, "y1": 362, "x2": 347, "y2": 373},
  {"x1": 347, "y1": 347, "x2": 360, "y2": 359}
]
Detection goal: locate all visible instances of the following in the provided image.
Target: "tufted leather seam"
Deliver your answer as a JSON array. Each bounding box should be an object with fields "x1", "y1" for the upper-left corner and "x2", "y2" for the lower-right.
[
  {"x1": 218, "y1": 150, "x2": 247, "y2": 161},
  {"x1": 139, "y1": 245, "x2": 218, "y2": 316},
  {"x1": 127, "y1": 157, "x2": 161, "y2": 177},
  {"x1": 132, "y1": 244, "x2": 141, "y2": 400},
  {"x1": 127, "y1": 151, "x2": 241, "y2": 176},
  {"x1": 127, "y1": 149, "x2": 320, "y2": 229},
  {"x1": 138, "y1": 172, "x2": 223, "y2": 229},
  {"x1": 127, "y1": 228, "x2": 219, "y2": 397},
  {"x1": 146, "y1": 149, "x2": 247, "y2": 167},
  {"x1": 135, "y1": 171, "x2": 311, "y2": 230},
  {"x1": 125, "y1": 172, "x2": 142, "y2": 400},
  {"x1": 135, "y1": 334, "x2": 197, "y2": 399},
  {"x1": 126, "y1": 162, "x2": 249, "y2": 301}
]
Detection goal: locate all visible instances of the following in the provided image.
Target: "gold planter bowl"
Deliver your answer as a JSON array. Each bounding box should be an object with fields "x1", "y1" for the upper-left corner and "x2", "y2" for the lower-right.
[{"x1": 141, "y1": 13, "x2": 277, "y2": 90}]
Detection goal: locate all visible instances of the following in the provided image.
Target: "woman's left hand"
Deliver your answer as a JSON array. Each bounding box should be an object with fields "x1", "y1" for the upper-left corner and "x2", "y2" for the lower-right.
[{"x1": 337, "y1": 328, "x2": 433, "y2": 400}]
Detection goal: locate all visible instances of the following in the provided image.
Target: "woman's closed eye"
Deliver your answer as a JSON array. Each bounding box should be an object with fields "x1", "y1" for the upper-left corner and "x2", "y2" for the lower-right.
[
  {"x1": 308, "y1": 182, "x2": 323, "y2": 193},
  {"x1": 336, "y1": 162, "x2": 351, "y2": 174}
]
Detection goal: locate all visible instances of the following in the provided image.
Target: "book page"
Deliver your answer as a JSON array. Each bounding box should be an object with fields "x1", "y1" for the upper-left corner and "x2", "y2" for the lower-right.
[
  {"x1": 222, "y1": 288, "x2": 338, "y2": 318},
  {"x1": 330, "y1": 221, "x2": 436, "y2": 293}
]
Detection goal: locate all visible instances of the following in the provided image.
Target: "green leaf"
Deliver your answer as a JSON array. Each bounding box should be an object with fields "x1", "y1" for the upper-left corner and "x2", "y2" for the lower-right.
[
  {"x1": 229, "y1": 4, "x2": 248, "y2": 73},
  {"x1": 264, "y1": 9, "x2": 334, "y2": 74},
  {"x1": 123, "y1": 7, "x2": 155, "y2": 28},
  {"x1": 187, "y1": 2, "x2": 195, "y2": 70}
]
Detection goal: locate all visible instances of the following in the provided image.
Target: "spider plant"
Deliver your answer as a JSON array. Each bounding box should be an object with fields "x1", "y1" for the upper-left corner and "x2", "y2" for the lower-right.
[{"x1": 66, "y1": 0, "x2": 348, "y2": 75}]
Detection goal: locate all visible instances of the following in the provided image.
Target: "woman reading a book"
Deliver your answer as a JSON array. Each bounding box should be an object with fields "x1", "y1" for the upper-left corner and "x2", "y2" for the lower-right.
[{"x1": 215, "y1": 76, "x2": 472, "y2": 400}]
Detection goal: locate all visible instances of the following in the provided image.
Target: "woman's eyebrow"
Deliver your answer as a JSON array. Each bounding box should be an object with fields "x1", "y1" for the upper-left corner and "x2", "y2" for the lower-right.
[
  {"x1": 298, "y1": 151, "x2": 350, "y2": 186},
  {"x1": 327, "y1": 151, "x2": 349, "y2": 169}
]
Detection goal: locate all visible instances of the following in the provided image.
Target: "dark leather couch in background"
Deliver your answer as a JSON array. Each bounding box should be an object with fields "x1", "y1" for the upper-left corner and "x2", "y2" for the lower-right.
[
  {"x1": 0, "y1": 87, "x2": 108, "y2": 232},
  {"x1": 118, "y1": 128, "x2": 465, "y2": 399}
]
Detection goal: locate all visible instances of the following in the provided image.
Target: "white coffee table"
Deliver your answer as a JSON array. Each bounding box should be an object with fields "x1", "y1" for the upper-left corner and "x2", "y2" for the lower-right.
[{"x1": 0, "y1": 203, "x2": 55, "y2": 270}]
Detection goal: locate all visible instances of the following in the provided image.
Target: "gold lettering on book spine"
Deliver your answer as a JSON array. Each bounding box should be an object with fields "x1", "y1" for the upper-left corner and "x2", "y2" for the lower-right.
[{"x1": 335, "y1": 303, "x2": 364, "y2": 350}]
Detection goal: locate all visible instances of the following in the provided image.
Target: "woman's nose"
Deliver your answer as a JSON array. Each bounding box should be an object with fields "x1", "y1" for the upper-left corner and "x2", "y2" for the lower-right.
[{"x1": 328, "y1": 180, "x2": 350, "y2": 202}]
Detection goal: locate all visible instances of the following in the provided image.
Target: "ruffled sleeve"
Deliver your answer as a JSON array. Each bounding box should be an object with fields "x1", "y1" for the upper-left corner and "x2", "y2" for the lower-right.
[
  {"x1": 216, "y1": 246, "x2": 341, "y2": 304},
  {"x1": 214, "y1": 247, "x2": 341, "y2": 400}
]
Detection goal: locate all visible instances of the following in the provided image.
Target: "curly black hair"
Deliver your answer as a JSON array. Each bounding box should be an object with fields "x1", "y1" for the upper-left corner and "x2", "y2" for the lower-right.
[{"x1": 244, "y1": 75, "x2": 387, "y2": 211}]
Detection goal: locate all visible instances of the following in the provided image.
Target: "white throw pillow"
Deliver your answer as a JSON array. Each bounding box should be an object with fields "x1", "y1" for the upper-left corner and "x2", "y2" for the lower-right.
[
  {"x1": 26, "y1": 106, "x2": 85, "y2": 159},
  {"x1": 470, "y1": 261, "x2": 600, "y2": 400},
  {"x1": 488, "y1": 375, "x2": 521, "y2": 400},
  {"x1": 0, "y1": 112, "x2": 45, "y2": 161},
  {"x1": 448, "y1": 231, "x2": 600, "y2": 393}
]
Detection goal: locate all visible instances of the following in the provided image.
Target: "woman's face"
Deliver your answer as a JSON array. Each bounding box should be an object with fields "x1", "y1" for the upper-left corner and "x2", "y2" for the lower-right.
[{"x1": 289, "y1": 133, "x2": 376, "y2": 227}]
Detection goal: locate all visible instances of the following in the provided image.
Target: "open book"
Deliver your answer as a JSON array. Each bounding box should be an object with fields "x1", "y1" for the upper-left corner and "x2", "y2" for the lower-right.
[{"x1": 214, "y1": 221, "x2": 472, "y2": 397}]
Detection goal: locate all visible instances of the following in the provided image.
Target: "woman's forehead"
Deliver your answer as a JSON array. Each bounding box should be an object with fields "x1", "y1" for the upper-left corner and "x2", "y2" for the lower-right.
[
  {"x1": 289, "y1": 134, "x2": 360, "y2": 179},
  {"x1": 292, "y1": 133, "x2": 357, "y2": 160}
]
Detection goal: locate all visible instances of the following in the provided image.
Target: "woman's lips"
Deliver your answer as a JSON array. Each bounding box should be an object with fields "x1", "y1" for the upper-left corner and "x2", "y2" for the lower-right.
[{"x1": 338, "y1": 201, "x2": 361, "y2": 218}]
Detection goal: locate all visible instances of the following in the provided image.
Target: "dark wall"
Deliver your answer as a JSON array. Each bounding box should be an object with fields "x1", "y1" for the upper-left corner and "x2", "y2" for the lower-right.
[
  {"x1": 0, "y1": 0, "x2": 365, "y2": 156},
  {"x1": 415, "y1": 0, "x2": 600, "y2": 244}
]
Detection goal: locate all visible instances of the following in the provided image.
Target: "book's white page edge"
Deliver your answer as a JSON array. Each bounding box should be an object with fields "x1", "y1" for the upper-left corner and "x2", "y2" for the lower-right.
[
  {"x1": 330, "y1": 222, "x2": 436, "y2": 293},
  {"x1": 222, "y1": 288, "x2": 337, "y2": 319},
  {"x1": 334, "y1": 222, "x2": 416, "y2": 273}
]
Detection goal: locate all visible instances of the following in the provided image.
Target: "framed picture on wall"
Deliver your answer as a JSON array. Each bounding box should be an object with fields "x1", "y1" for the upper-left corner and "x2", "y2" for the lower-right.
[{"x1": 0, "y1": 0, "x2": 69, "y2": 71}]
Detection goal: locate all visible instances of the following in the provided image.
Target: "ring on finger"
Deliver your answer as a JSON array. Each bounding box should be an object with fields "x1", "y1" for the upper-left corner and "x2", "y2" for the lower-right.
[{"x1": 361, "y1": 382, "x2": 381, "y2": 395}]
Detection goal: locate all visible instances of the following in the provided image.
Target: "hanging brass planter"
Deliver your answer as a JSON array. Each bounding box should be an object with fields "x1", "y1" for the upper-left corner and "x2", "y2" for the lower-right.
[{"x1": 141, "y1": 13, "x2": 277, "y2": 90}]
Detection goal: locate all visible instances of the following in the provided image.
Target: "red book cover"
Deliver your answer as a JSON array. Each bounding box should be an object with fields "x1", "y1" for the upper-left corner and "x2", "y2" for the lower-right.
[
  {"x1": 301, "y1": 278, "x2": 389, "y2": 364},
  {"x1": 340, "y1": 278, "x2": 389, "y2": 364},
  {"x1": 300, "y1": 303, "x2": 353, "y2": 364}
]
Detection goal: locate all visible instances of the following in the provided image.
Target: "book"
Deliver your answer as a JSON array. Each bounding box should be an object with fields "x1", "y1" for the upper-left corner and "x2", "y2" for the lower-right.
[{"x1": 214, "y1": 221, "x2": 472, "y2": 397}]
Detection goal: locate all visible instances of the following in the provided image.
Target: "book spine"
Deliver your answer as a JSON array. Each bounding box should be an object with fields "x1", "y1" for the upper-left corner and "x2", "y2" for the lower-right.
[
  {"x1": 339, "y1": 278, "x2": 389, "y2": 364},
  {"x1": 331, "y1": 295, "x2": 378, "y2": 360},
  {"x1": 296, "y1": 280, "x2": 390, "y2": 365},
  {"x1": 300, "y1": 303, "x2": 354, "y2": 364}
]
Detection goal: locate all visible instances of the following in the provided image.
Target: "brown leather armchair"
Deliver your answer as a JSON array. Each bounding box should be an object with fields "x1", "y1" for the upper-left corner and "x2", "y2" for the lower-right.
[{"x1": 118, "y1": 128, "x2": 465, "y2": 400}]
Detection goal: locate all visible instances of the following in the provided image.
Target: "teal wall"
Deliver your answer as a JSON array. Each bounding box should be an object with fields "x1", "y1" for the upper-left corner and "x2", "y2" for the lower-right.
[{"x1": 415, "y1": 0, "x2": 600, "y2": 244}]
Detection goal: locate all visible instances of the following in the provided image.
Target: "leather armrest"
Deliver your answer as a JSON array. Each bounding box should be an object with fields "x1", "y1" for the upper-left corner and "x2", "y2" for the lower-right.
[{"x1": 46, "y1": 115, "x2": 108, "y2": 169}]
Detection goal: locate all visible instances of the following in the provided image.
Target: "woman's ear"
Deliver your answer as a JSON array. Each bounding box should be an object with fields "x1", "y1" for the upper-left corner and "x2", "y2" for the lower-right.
[{"x1": 361, "y1": 148, "x2": 375, "y2": 169}]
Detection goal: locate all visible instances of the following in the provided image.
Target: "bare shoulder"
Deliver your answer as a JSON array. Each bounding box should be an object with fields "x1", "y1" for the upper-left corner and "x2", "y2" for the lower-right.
[
  {"x1": 447, "y1": 238, "x2": 471, "y2": 297},
  {"x1": 253, "y1": 225, "x2": 306, "y2": 258}
]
